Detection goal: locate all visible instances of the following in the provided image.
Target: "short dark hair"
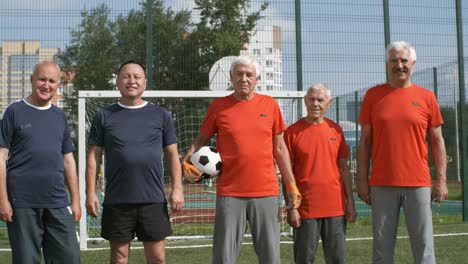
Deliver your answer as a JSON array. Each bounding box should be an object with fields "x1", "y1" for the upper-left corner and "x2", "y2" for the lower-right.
[{"x1": 117, "y1": 60, "x2": 147, "y2": 78}]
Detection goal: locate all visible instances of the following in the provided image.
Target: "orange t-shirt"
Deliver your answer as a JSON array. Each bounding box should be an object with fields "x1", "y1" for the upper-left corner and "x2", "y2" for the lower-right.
[
  {"x1": 359, "y1": 83, "x2": 443, "y2": 186},
  {"x1": 200, "y1": 93, "x2": 286, "y2": 197},
  {"x1": 284, "y1": 118, "x2": 349, "y2": 218}
]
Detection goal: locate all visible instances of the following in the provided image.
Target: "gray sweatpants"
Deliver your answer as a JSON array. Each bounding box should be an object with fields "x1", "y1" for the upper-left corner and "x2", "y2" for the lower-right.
[
  {"x1": 293, "y1": 216, "x2": 346, "y2": 264},
  {"x1": 212, "y1": 196, "x2": 281, "y2": 264},
  {"x1": 371, "y1": 186, "x2": 435, "y2": 264}
]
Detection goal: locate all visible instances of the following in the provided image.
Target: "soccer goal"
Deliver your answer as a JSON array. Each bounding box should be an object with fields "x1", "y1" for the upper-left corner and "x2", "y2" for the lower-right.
[{"x1": 77, "y1": 90, "x2": 306, "y2": 249}]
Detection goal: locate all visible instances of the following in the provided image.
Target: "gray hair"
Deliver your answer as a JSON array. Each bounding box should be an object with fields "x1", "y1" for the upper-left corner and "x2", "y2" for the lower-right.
[
  {"x1": 385, "y1": 41, "x2": 417, "y2": 62},
  {"x1": 31, "y1": 61, "x2": 61, "y2": 79},
  {"x1": 230, "y1": 55, "x2": 261, "y2": 78},
  {"x1": 306, "y1": 82, "x2": 331, "y2": 98}
]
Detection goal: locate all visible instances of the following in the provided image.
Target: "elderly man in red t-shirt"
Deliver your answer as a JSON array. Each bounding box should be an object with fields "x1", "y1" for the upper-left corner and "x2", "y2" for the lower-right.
[
  {"x1": 358, "y1": 41, "x2": 448, "y2": 264},
  {"x1": 182, "y1": 55, "x2": 301, "y2": 264},
  {"x1": 284, "y1": 83, "x2": 357, "y2": 263}
]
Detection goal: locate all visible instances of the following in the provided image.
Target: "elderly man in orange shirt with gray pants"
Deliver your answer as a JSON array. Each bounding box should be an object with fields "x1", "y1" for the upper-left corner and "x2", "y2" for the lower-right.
[{"x1": 358, "y1": 41, "x2": 448, "y2": 264}]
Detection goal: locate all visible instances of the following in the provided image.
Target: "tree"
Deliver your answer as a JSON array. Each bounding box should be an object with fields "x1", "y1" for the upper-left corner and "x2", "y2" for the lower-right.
[{"x1": 57, "y1": 0, "x2": 267, "y2": 142}]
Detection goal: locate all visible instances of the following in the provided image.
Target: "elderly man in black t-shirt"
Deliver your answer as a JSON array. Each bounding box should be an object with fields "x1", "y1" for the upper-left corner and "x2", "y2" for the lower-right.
[
  {"x1": 0, "y1": 61, "x2": 81, "y2": 264},
  {"x1": 86, "y1": 60, "x2": 184, "y2": 264}
]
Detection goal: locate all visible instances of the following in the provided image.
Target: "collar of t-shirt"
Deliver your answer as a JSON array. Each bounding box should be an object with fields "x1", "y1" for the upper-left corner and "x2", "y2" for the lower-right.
[
  {"x1": 22, "y1": 99, "x2": 52, "y2": 110},
  {"x1": 117, "y1": 101, "x2": 148, "y2": 109}
]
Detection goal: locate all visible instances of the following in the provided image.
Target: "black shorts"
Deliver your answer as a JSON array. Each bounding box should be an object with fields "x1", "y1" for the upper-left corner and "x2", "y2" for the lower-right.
[{"x1": 101, "y1": 203, "x2": 172, "y2": 242}]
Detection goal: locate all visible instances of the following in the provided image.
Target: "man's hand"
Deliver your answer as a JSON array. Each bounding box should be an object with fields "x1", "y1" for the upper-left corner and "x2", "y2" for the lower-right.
[
  {"x1": 182, "y1": 161, "x2": 203, "y2": 183},
  {"x1": 169, "y1": 187, "x2": 184, "y2": 212},
  {"x1": 285, "y1": 182, "x2": 301, "y2": 209},
  {"x1": 86, "y1": 192, "x2": 100, "y2": 218},
  {"x1": 432, "y1": 180, "x2": 448, "y2": 205},
  {"x1": 357, "y1": 180, "x2": 371, "y2": 205},
  {"x1": 287, "y1": 208, "x2": 301, "y2": 228},
  {"x1": 0, "y1": 199, "x2": 12, "y2": 222},
  {"x1": 346, "y1": 202, "x2": 357, "y2": 223},
  {"x1": 70, "y1": 200, "x2": 82, "y2": 222}
]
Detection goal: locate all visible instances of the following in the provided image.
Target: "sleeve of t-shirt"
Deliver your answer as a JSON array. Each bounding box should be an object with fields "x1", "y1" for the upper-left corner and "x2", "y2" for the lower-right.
[
  {"x1": 162, "y1": 110, "x2": 177, "y2": 147},
  {"x1": 428, "y1": 93, "x2": 444, "y2": 127},
  {"x1": 88, "y1": 110, "x2": 104, "y2": 146},
  {"x1": 200, "y1": 101, "x2": 218, "y2": 137},
  {"x1": 272, "y1": 99, "x2": 286, "y2": 135},
  {"x1": 0, "y1": 106, "x2": 14, "y2": 149},
  {"x1": 359, "y1": 91, "x2": 372, "y2": 125},
  {"x1": 338, "y1": 128, "x2": 349, "y2": 159},
  {"x1": 62, "y1": 113, "x2": 75, "y2": 154}
]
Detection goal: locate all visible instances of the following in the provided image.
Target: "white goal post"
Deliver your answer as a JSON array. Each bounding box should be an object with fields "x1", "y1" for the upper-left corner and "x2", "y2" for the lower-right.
[{"x1": 77, "y1": 90, "x2": 306, "y2": 249}]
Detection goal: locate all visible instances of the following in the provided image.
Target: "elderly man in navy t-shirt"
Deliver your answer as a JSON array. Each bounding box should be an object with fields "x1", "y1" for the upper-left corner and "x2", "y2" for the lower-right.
[
  {"x1": 86, "y1": 60, "x2": 184, "y2": 263},
  {"x1": 0, "y1": 61, "x2": 81, "y2": 264}
]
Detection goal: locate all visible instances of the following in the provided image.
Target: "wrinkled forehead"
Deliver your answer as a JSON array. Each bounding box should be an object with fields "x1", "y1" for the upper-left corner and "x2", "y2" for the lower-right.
[{"x1": 32, "y1": 63, "x2": 61, "y2": 79}]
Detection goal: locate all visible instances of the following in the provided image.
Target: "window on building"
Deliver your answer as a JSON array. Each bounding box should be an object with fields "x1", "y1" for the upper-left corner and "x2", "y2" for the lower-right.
[
  {"x1": 266, "y1": 85, "x2": 273, "y2": 91},
  {"x1": 253, "y1": 49, "x2": 260, "y2": 55},
  {"x1": 266, "y1": 60, "x2": 273, "y2": 68},
  {"x1": 266, "y1": 48, "x2": 273, "y2": 54},
  {"x1": 266, "y1": 73, "x2": 273, "y2": 80}
]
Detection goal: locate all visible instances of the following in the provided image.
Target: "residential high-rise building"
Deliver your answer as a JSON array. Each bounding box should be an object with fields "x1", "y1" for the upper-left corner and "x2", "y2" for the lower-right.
[
  {"x1": 209, "y1": 26, "x2": 282, "y2": 92},
  {"x1": 0, "y1": 41, "x2": 60, "y2": 112}
]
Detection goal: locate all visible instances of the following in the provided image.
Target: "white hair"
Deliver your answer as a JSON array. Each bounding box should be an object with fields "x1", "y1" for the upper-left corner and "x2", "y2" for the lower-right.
[
  {"x1": 31, "y1": 61, "x2": 62, "y2": 81},
  {"x1": 230, "y1": 55, "x2": 261, "y2": 78},
  {"x1": 385, "y1": 41, "x2": 417, "y2": 62},
  {"x1": 306, "y1": 82, "x2": 331, "y2": 98}
]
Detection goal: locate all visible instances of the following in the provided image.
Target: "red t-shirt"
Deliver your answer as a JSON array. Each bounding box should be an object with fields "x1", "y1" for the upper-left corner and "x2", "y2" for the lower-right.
[
  {"x1": 200, "y1": 93, "x2": 286, "y2": 197},
  {"x1": 284, "y1": 118, "x2": 349, "y2": 218},
  {"x1": 359, "y1": 83, "x2": 443, "y2": 186}
]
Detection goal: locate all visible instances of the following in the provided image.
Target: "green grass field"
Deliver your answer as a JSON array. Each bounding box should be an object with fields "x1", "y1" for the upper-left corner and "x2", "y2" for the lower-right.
[{"x1": 1, "y1": 216, "x2": 467, "y2": 263}]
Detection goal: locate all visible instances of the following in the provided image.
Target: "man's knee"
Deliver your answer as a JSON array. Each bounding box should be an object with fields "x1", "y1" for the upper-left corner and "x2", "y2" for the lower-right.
[
  {"x1": 110, "y1": 254, "x2": 129, "y2": 264},
  {"x1": 146, "y1": 254, "x2": 165, "y2": 264}
]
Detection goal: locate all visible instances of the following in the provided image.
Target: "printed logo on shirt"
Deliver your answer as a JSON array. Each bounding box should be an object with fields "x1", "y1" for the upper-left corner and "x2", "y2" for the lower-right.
[
  {"x1": 260, "y1": 113, "x2": 268, "y2": 117},
  {"x1": 412, "y1": 102, "x2": 421, "y2": 107},
  {"x1": 20, "y1": 123, "x2": 32, "y2": 130},
  {"x1": 330, "y1": 137, "x2": 337, "y2": 141}
]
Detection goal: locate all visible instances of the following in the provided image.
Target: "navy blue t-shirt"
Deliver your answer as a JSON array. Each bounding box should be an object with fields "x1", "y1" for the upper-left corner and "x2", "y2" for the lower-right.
[
  {"x1": 0, "y1": 100, "x2": 75, "y2": 208},
  {"x1": 88, "y1": 102, "x2": 177, "y2": 205}
]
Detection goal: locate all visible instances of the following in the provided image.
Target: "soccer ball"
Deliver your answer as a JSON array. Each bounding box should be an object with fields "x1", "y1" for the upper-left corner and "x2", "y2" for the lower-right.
[{"x1": 190, "y1": 146, "x2": 222, "y2": 178}]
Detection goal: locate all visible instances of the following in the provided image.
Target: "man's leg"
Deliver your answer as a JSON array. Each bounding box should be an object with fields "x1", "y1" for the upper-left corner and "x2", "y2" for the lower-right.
[
  {"x1": 110, "y1": 241, "x2": 131, "y2": 264},
  {"x1": 248, "y1": 196, "x2": 280, "y2": 264},
  {"x1": 136, "y1": 203, "x2": 172, "y2": 264},
  {"x1": 321, "y1": 216, "x2": 346, "y2": 264},
  {"x1": 293, "y1": 218, "x2": 321, "y2": 264},
  {"x1": 403, "y1": 187, "x2": 435, "y2": 264},
  {"x1": 143, "y1": 240, "x2": 166, "y2": 264},
  {"x1": 101, "y1": 204, "x2": 138, "y2": 264},
  {"x1": 42, "y1": 207, "x2": 80, "y2": 264},
  {"x1": 371, "y1": 186, "x2": 401, "y2": 264},
  {"x1": 212, "y1": 196, "x2": 248, "y2": 264},
  {"x1": 7, "y1": 208, "x2": 44, "y2": 264}
]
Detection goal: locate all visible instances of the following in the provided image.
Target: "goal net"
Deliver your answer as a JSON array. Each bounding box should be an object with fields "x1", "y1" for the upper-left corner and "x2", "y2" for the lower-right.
[{"x1": 77, "y1": 90, "x2": 306, "y2": 249}]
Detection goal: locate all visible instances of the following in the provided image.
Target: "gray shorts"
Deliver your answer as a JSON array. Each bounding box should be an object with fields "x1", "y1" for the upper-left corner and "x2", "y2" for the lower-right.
[
  {"x1": 7, "y1": 207, "x2": 80, "y2": 264},
  {"x1": 212, "y1": 196, "x2": 281, "y2": 264}
]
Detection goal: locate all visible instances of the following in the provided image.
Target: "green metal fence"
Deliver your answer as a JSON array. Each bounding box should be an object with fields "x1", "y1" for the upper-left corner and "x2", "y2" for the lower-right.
[{"x1": 0, "y1": 0, "x2": 467, "y2": 227}]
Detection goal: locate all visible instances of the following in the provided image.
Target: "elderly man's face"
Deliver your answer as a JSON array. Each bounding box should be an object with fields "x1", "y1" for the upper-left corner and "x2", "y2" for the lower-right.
[
  {"x1": 30, "y1": 62, "x2": 61, "y2": 106},
  {"x1": 117, "y1": 63, "x2": 147, "y2": 99},
  {"x1": 304, "y1": 88, "x2": 331, "y2": 120},
  {"x1": 386, "y1": 48, "x2": 415, "y2": 86},
  {"x1": 230, "y1": 64, "x2": 258, "y2": 98}
]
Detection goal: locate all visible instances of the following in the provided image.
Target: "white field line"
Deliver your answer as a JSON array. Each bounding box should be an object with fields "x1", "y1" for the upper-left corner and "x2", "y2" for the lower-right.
[{"x1": 2, "y1": 233, "x2": 466, "y2": 252}]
